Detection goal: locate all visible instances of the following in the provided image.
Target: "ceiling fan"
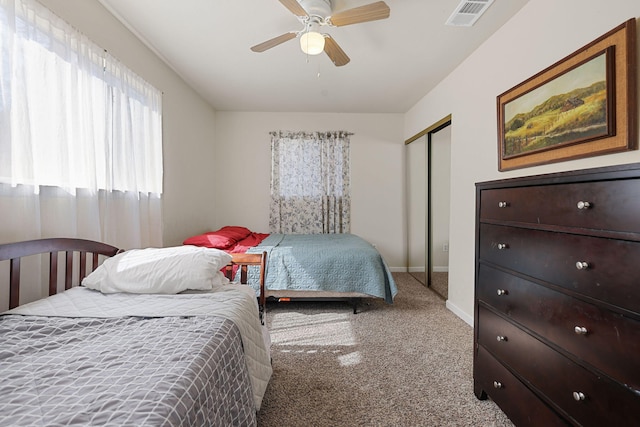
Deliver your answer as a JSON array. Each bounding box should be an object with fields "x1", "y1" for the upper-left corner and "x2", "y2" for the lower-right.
[{"x1": 250, "y1": 0, "x2": 391, "y2": 66}]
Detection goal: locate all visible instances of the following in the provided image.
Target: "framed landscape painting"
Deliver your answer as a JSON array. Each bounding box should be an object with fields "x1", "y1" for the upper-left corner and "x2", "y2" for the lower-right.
[{"x1": 497, "y1": 19, "x2": 637, "y2": 171}]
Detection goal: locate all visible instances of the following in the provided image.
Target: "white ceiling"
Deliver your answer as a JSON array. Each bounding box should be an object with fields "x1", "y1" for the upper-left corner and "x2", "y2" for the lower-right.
[{"x1": 98, "y1": 0, "x2": 529, "y2": 113}]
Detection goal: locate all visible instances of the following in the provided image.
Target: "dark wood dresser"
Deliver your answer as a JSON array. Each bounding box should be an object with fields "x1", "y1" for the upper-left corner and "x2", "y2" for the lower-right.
[{"x1": 474, "y1": 163, "x2": 640, "y2": 426}]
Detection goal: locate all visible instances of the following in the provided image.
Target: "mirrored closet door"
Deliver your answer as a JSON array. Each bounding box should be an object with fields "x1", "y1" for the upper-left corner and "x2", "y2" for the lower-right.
[
  {"x1": 406, "y1": 136, "x2": 426, "y2": 284},
  {"x1": 406, "y1": 116, "x2": 451, "y2": 299},
  {"x1": 428, "y1": 124, "x2": 451, "y2": 299}
]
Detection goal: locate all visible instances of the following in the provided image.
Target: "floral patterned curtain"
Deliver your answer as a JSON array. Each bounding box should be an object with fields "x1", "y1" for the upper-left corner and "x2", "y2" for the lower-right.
[{"x1": 269, "y1": 131, "x2": 351, "y2": 234}]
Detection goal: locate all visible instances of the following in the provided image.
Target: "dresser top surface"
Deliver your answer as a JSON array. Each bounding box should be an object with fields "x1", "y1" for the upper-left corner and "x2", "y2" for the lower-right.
[{"x1": 476, "y1": 162, "x2": 640, "y2": 190}]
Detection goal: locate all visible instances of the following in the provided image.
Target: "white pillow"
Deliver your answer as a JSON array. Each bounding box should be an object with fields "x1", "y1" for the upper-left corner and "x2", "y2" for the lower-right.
[{"x1": 82, "y1": 245, "x2": 232, "y2": 294}]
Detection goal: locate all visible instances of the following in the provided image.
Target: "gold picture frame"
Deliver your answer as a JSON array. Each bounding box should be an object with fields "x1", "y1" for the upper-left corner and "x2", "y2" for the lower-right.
[{"x1": 497, "y1": 19, "x2": 637, "y2": 171}]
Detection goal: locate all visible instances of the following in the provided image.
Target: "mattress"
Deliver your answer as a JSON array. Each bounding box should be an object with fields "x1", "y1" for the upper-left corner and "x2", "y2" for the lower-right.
[
  {"x1": 248, "y1": 233, "x2": 398, "y2": 302},
  {"x1": 1, "y1": 285, "x2": 272, "y2": 426}
]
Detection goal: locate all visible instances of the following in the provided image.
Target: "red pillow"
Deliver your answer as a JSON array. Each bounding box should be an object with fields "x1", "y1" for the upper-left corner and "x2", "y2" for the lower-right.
[
  {"x1": 183, "y1": 226, "x2": 253, "y2": 249},
  {"x1": 217, "y1": 226, "x2": 252, "y2": 241},
  {"x1": 183, "y1": 232, "x2": 236, "y2": 249},
  {"x1": 229, "y1": 233, "x2": 270, "y2": 253}
]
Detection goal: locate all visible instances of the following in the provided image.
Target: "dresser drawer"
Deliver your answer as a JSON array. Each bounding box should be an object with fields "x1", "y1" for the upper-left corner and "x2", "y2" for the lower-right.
[
  {"x1": 479, "y1": 179, "x2": 640, "y2": 233},
  {"x1": 478, "y1": 264, "x2": 640, "y2": 391},
  {"x1": 474, "y1": 346, "x2": 568, "y2": 426},
  {"x1": 477, "y1": 306, "x2": 640, "y2": 426},
  {"x1": 479, "y1": 223, "x2": 640, "y2": 313}
]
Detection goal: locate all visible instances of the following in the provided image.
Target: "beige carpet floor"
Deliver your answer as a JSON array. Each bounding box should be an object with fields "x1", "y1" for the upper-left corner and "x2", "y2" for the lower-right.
[
  {"x1": 430, "y1": 271, "x2": 448, "y2": 300},
  {"x1": 408, "y1": 272, "x2": 448, "y2": 300},
  {"x1": 257, "y1": 273, "x2": 514, "y2": 426}
]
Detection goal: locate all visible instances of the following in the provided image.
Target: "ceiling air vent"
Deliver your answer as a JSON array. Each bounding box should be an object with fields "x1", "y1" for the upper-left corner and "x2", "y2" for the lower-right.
[{"x1": 445, "y1": 0, "x2": 494, "y2": 27}]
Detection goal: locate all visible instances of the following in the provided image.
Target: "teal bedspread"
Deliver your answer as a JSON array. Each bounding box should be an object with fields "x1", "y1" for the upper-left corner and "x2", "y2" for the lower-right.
[{"x1": 247, "y1": 233, "x2": 397, "y2": 303}]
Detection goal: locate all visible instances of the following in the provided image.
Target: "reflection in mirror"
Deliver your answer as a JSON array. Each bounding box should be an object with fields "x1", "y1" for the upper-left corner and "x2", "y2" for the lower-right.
[
  {"x1": 406, "y1": 136, "x2": 426, "y2": 284},
  {"x1": 428, "y1": 126, "x2": 451, "y2": 299}
]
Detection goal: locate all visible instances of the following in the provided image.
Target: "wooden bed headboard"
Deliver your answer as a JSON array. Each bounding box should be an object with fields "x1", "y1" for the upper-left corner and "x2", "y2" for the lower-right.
[
  {"x1": 1, "y1": 239, "x2": 268, "y2": 323},
  {"x1": 0, "y1": 238, "x2": 122, "y2": 310}
]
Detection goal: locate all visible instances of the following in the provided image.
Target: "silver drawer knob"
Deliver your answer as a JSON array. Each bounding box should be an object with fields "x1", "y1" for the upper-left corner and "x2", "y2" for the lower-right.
[
  {"x1": 493, "y1": 381, "x2": 503, "y2": 389},
  {"x1": 496, "y1": 335, "x2": 507, "y2": 342},
  {"x1": 573, "y1": 391, "x2": 586, "y2": 401},
  {"x1": 574, "y1": 326, "x2": 588, "y2": 335},
  {"x1": 498, "y1": 201, "x2": 509, "y2": 208},
  {"x1": 575, "y1": 261, "x2": 589, "y2": 270},
  {"x1": 496, "y1": 289, "x2": 507, "y2": 296},
  {"x1": 576, "y1": 201, "x2": 591, "y2": 210},
  {"x1": 497, "y1": 243, "x2": 508, "y2": 250}
]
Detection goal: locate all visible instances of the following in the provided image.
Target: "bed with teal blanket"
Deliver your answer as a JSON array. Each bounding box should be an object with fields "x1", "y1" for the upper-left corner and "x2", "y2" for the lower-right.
[{"x1": 246, "y1": 233, "x2": 397, "y2": 306}]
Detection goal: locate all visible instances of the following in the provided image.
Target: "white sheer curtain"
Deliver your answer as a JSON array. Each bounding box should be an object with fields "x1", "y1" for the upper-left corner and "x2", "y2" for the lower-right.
[
  {"x1": 269, "y1": 131, "x2": 351, "y2": 234},
  {"x1": 0, "y1": 0, "x2": 163, "y2": 249}
]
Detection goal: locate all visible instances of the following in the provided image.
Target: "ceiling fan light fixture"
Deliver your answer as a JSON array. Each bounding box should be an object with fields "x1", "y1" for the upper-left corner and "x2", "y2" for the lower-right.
[
  {"x1": 252, "y1": 0, "x2": 390, "y2": 66},
  {"x1": 300, "y1": 29, "x2": 325, "y2": 55}
]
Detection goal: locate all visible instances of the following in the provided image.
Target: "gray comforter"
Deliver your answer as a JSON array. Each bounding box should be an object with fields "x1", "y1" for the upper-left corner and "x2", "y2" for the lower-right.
[
  {"x1": 0, "y1": 285, "x2": 273, "y2": 427},
  {"x1": 0, "y1": 314, "x2": 256, "y2": 426}
]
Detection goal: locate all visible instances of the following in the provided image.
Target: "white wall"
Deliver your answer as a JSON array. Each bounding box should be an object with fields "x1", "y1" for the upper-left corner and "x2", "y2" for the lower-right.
[
  {"x1": 214, "y1": 112, "x2": 405, "y2": 269},
  {"x1": 404, "y1": 0, "x2": 640, "y2": 325},
  {"x1": 41, "y1": 0, "x2": 219, "y2": 247}
]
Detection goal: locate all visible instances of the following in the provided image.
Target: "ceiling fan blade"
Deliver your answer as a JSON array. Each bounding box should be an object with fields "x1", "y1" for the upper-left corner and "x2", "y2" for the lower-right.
[
  {"x1": 251, "y1": 32, "x2": 297, "y2": 52},
  {"x1": 324, "y1": 36, "x2": 350, "y2": 66},
  {"x1": 279, "y1": 0, "x2": 308, "y2": 17},
  {"x1": 329, "y1": 1, "x2": 390, "y2": 27}
]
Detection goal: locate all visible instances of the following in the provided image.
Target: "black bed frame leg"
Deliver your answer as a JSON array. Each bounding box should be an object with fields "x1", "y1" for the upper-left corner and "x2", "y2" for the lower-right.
[{"x1": 350, "y1": 298, "x2": 361, "y2": 314}]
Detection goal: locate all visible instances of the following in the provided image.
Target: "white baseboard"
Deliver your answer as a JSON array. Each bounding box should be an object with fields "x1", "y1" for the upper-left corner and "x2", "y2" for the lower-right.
[
  {"x1": 446, "y1": 300, "x2": 473, "y2": 327},
  {"x1": 397, "y1": 267, "x2": 449, "y2": 273}
]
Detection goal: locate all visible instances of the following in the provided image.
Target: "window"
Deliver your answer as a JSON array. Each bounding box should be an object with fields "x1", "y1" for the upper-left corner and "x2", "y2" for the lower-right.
[
  {"x1": 0, "y1": 0, "x2": 163, "y2": 249},
  {"x1": 0, "y1": 0, "x2": 162, "y2": 195},
  {"x1": 269, "y1": 131, "x2": 351, "y2": 234}
]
